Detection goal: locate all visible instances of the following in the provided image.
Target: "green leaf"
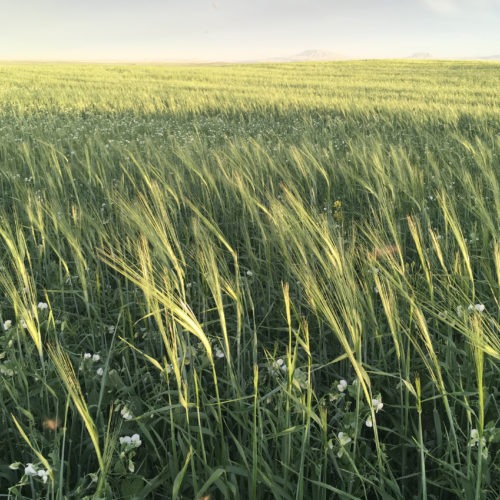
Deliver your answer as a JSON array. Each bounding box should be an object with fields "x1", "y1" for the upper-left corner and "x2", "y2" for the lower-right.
[
  {"x1": 121, "y1": 476, "x2": 145, "y2": 499},
  {"x1": 172, "y1": 447, "x2": 193, "y2": 500}
]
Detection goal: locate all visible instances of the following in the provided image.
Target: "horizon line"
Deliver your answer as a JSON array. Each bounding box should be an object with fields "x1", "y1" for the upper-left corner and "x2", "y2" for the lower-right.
[{"x1": 1, "y1": 55, "x2": 500, "y2": 65}]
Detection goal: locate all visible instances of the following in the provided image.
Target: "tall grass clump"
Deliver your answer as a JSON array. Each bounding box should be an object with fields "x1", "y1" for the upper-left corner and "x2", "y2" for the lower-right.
[{"x1": 0, "y1": 60, "x2": 498, "y2": 498}]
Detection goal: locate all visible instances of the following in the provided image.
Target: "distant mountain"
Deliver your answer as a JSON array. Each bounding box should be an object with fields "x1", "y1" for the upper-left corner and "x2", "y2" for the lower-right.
[
  {"x1": 290, "y1": 50, "x2": 346, "y2": 61},
  {"x1": 263, "y1": 49, "x2": 346, "y2": 63},
  {"x1": 407, "y1": 52, "x2": 432, "y2": 59},
  {"x1": 478, "y1": 54, "x2": 500, "y2": 60},
  {"x1": 225, "y1": 51, "x2": 500, "y2": 65},
  {"x1": 405, "y1": 53, "x2": 500, "y2": 61},
  {"x1": 452, "y1": 54, "x2": 500, "y2": 61}
]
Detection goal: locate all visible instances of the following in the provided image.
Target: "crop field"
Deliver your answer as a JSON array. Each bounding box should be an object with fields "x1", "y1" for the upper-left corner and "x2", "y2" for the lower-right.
[{"x1": 0, "y1": 60, "x2": 499, "y2": 499}]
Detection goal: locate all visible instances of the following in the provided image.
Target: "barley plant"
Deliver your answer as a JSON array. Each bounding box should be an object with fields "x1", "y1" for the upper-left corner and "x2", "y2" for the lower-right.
[{"x1": 0, "y1": 60, "x2": 499, "y2": 499}]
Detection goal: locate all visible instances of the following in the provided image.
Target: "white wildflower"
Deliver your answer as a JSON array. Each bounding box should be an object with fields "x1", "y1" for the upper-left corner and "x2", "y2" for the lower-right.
[
  {"x1": 130, "y1": 433, "x2": 142, "y2": 447},
  {"x1": 365, "y1": 415, "x2": 373, "y2": 427},
  {"x1": 37, "y1": 469, "x2": 49, "y2": 483},
  {"x1": 469, "y1": 428, "x2": 486, "y2": 448},
  {"x1": 468, "y1": 304, "x2": 485, "y2": 313},
  {"x1": 120, "y1": 434, "x2": 142, "y2": 448},
  {"x1": 336, "y1": 432, "x2": 352, "y2": 457},
  {"x1": 121, "y1": 406, "x2": 134, "y2": 420},
  {"x1": 337, "y1": 379, "x2": 348, "y2": 392},
  {"x1": 84, "y1": 353, "x2": 92, "y2": 359},
  {"x1": 37, "y1": 302, "x2": 48, "y2": 310},
  {"x1": 338, "y1": 432, "x2": 351, "y2": 446},
  {"x1": 246, "y1": 270, "x2": 253, "y2": 277},
  {"x1": 215, "y1": 348, "x2": 225, "y2": 359},
  {"x1": 119, "y1": 435, "x2": 132, "y2": 446},
  {"x1": 3, "y1": 320, "x2": 12, "y2": 331},
  {"x1": 372, "y1": 397, "x2": 384, "y2": 413},
  {"x1": 96, "y1": 367, "x2": 104, "y2": 376},
  {"x1": 92, "y1": 354, "x2": 100, "y2": 362},
  {"x1": 24, "y1": 463, "x2": 37, "y2": 476},
  {"x1": 274, "y1": 358, "x2": 287, "y2": 372}
]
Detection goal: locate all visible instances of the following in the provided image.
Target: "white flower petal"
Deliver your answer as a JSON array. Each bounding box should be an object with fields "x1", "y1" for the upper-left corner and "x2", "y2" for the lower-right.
[
  {"x1": 131, "y1": 433, "x2": 142, "y2": 447},
  {"x1": 24, "y1": 463, "x2": 37, "y2": 476},
  {"x1": 37, "y1": 469, "x2": 49, "y2": 483},
  {"x1": 337, "y1": 379, "x2": 348, "y2": 392},
  {"x1": 338, "y1": 432, "x2": 352, "y2": 446},
  {"x1": 120, "y1": 436, "x2": 132, "y2": 446},
  {"x1": 372, "y1": 398, "x2": 384, "y2": 412}
]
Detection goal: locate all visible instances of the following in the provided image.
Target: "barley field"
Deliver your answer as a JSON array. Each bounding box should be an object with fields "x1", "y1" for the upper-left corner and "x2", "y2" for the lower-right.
[{"x1": 0, "y1": 60, "x2": 499, "y2": 499}]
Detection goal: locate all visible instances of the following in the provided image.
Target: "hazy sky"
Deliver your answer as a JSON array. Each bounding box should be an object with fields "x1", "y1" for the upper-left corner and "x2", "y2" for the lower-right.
[{"x1": 1, "y1": 0, "x2": 499, "y2": 61}]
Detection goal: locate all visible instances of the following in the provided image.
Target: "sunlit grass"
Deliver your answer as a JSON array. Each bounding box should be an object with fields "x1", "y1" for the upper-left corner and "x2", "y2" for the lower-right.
[{"x1": 0, "y1": 60, "x2": 499, "y2": 499}]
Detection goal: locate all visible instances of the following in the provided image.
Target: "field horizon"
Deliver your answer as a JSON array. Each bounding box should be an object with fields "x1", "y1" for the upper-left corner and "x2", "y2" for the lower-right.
[{"x1": 1, "y1": 54, "x2": 500, "y2": 65}]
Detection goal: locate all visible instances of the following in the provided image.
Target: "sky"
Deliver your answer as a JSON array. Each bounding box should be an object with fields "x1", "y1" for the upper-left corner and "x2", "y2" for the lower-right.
[{"x1": 0, "y1": 0, "x2": 499, "y2": 61}]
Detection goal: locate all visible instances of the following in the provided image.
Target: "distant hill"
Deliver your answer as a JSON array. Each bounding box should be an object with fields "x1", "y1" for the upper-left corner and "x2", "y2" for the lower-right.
[
  {"x1": 260, "y1": 50, "x2": 346, "y2": 63},
  {"x1": 288, "y1": 50, "x2": 346, "y2": 61},
  {"x1": 478, "y1": 54, "x2": 500, "y2": 60},
  {"x1": 407, "y1": 52, "x2": 432, "y2": 59},
  {"x1": 405, "y1": 52, "x2": 500, "y2": 61}
]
